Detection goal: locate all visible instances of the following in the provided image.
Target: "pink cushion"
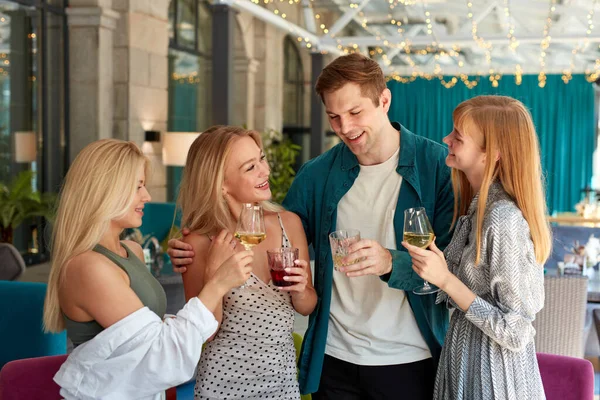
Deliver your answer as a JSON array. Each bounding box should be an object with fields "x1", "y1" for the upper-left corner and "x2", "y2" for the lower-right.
[
  {"x1": 0, "y1": 355, "x2": 67, "y2": 400},
  {"x1": 537, "y1": 352, "x2": 594, "y2": 400}
]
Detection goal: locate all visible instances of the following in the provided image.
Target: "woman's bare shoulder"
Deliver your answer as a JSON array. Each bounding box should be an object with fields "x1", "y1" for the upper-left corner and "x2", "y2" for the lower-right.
[
  {"x1": 183, "y1": 231, "x2": 212, "y2": 252},
  {"x1": 279, "y1": 210, "x2": 303, "y2": 230}
]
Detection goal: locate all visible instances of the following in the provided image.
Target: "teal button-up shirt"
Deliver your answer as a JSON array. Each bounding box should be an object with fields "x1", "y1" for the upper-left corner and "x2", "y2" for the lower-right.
[{"x1": 282, "y1": 123, "x2": 453, "y2": 395}]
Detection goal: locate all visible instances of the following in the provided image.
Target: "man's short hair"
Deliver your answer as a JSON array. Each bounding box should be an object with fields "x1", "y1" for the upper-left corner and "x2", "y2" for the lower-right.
[{"x1": 315, "y1": 53, "x2": 387, "y2": 106}]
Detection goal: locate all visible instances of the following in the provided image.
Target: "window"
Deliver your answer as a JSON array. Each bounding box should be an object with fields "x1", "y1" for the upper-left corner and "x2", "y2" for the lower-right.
[
  {"x1": 283, "y1": 36, "x2": 304, "y2": 127},
  {"x1": 168, "y1": 0, "x2": 212, "y2": 133},
  {"x1": 167, "y1": 0, "x2": 212, "y2": 200},
  {"x1": 282, "y1": 36, "x2": 308, "y2": 170},
  {"x1": 0, "y1": 0, "x2": 67, "y2": 258}
]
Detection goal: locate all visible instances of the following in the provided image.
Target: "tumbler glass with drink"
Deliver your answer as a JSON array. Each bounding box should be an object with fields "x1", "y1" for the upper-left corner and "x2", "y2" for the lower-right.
[
  {"x1": 329, "y1": 229, "x2": 361, "y2": 272},
  {"x1": 267, "y1": 247, "x2": 299, "y2": 287}
]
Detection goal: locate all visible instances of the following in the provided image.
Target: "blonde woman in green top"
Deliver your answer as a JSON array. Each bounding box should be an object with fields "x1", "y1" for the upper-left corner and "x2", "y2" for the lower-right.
[{"x1": 43, "y1": 139, "x2": 252, "y2": 399}]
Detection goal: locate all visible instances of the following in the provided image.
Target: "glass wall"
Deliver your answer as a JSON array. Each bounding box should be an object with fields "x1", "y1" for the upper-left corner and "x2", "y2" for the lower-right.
[
  {"x1": 167, "y1": 0, "x2": 212, "y2": 200},
  {"x1": 283, "y1": 36, "x2": 304, "y2": 127},
  {"x1": 282, "y1": 36, "x2": 309, "y2": 170},
  {"x1": 168, "y1": 0, "x2": 212, "y2": 133},
  {"x1": 0, "y1": 0, "x2": 67, "y2": 258}
]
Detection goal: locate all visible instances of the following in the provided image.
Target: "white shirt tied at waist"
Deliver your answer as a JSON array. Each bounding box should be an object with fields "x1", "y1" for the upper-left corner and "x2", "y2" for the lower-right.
[{"x1": 55, "y1": 297, "x2": 218, "y2": 400}]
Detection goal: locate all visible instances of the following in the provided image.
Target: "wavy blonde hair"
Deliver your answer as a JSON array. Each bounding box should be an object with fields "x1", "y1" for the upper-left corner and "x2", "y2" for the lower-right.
[
  {"x1": 451, "y1": 95, "x2": 551, "y2": 265},
  {"x1": 177, "y1": 125, "x2": 283, "y2": 235},
  {"x1": 43, "y1": 139, "x2": 148, "y2": 333}
]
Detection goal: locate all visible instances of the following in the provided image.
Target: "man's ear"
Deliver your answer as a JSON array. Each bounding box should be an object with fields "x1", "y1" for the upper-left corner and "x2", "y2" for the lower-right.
[{"x1": 380, "y1": 88, "x2": 392, "y2": 113}]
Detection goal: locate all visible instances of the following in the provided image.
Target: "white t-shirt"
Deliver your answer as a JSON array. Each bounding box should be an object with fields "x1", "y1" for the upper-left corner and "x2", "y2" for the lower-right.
[{"x1": 325, "y1": 147, "x2": 432, "y2": 366}]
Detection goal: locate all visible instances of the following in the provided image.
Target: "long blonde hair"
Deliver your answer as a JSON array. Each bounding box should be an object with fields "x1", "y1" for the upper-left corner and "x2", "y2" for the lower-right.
[
  {"x1": 451, "y1": 95, "x2": 551, "y2": 265},
  {"x1": 43, "y1": 139, "x2": 148, "y2": 333},
  {"x1": 177, "y1": 125, "x2": 282, "y2": 236}
]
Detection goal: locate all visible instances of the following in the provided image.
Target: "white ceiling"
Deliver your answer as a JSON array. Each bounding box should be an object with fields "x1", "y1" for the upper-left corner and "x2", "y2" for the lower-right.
[{"x1": 312, "y1": 0, "x2": 600, "y2": 78}]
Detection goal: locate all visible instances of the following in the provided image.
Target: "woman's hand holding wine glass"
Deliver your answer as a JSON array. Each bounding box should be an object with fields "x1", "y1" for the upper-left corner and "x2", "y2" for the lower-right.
[
  {"x1": 234, "y1": 203, "x2": 266, "y2": 288},
  {"x1": 402, "y1": 207, "x2": 442, "y2": 295}
]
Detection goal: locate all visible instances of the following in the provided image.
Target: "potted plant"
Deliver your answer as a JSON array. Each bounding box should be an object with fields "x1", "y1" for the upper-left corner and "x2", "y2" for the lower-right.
[
  {"x1": 261, "y1": 129, "x2": 301, "y2": 204},
  {"x1": 0, "y1": 170, "x2": 56, "y2": 243}
]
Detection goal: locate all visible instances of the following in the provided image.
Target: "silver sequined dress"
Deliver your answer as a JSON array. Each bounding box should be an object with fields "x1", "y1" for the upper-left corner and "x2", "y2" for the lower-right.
[{"x1": 434, "y1": 182, "x2": 546, "y2": 400}]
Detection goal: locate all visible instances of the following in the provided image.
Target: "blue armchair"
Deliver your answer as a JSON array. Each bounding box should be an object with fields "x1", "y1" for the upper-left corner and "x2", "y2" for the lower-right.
[
  {"x1": 0, "y1": 281, "x2": 66, "y2": 369},
  {"x1": 138, "y1": 202, "x2": 180, "y2": 243}
]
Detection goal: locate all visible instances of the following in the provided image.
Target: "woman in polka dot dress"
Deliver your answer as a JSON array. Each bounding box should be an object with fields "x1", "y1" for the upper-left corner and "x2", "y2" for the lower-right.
[{"x1": 176, "y1": 126, "x2": 318, "y2": 399}]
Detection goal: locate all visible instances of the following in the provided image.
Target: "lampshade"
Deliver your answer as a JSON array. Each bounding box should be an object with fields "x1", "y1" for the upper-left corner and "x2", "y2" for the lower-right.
[
  {"x1": 162, "y1": 132, "x2": 201, "y2": 166},
  {"x1": 14, "y1": 131, "x2": 37, "y2": 163}
]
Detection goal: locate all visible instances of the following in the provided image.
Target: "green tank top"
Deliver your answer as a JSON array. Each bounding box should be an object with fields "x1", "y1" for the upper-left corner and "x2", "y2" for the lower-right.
[{"x1": 64, "y1": 242, "x2": 167, "y2": 347}]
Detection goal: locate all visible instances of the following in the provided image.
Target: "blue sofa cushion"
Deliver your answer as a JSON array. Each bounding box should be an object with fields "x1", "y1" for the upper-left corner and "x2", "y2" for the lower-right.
[{"x1": 0, "y1": 281, "x2": 66, "y2": 369}]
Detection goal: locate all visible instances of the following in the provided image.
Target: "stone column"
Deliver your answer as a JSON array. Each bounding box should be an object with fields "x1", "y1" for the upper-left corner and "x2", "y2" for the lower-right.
[
  {"x1": 253, "y1": 21, "x2": 285, "y2": 132},
  {"x1": 112, "y1": 0, "x2": 170, "y2": 201},
  {"x1": 66, "y1": 1, "x2": 119, "y2": 162},
  {"x1": 233, "y1": 58, "x2": 259, "y2": 129}
]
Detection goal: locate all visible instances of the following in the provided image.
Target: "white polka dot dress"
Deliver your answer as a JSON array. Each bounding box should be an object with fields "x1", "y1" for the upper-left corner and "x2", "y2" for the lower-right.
[{"x1": 194, "y1": 215, "x2": 300, "y2": 399}]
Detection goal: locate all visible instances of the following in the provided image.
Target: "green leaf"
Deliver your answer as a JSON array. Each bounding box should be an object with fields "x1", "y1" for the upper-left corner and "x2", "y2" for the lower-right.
[
  {"x1": 259, "y1": 130, "x2": 300, "y2": 204},
  {"x1": 0, "y1": 171, "x2": 56, "y2": 231}
]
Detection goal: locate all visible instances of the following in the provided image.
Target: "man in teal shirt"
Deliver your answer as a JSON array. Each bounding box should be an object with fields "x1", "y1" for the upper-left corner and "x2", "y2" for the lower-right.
[
  {"x1": 167, "y1": 53, "x2": 453, "y2": 398},
  {"x1": 282, "y1": 54, "x2": 453, "y2": 399}
]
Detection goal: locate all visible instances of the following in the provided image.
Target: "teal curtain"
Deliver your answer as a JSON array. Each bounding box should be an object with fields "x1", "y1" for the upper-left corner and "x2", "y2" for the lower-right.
[{"x1": 387, "y1": 74, "x2": 596, "y2": 214}]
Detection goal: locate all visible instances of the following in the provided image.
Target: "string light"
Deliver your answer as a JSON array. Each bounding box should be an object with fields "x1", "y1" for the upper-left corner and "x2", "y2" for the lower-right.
[
  {"x1": 461, "y1": 74, "x2": 479, "y2": 89},
  {"x1": 384, "y1": 15, "x2": 424, "y2": 82},
  {"x1": 379, "y1": 1, "x2": 502, "y2": 89},
  {"x1": 388, "y1": 0, "x2": 417, "y2": 9},
  {"x1": 538, "y1": 0, "x2": 558, "y2": 88},
  {"x1": 386, "y1": 75, "x2": 417, "y2": 83},
  {"x1": 561, "y1": 0, "x2": 600, "y2": 85},
  {"x1": 585, "y1": 59, "x2": 600, "y2": 82},
  {"x1": 465, "y1": 1, "x2": 498, "y2": 87},
  {"x1": 439, "y1": 76, "x2": 458, "y2": 88},
  {"x1": 172, "y1": 71, "x2": 201, "y2": 83},
  {"x1": 419, "y1": 1, "x2": 460, "y2": 88},
  {"x1": 258, "y1": 1, "x2": 319, "y2": 49},
  {"x1": 357, "y1": 11, "x2": 369, "y2": 31},
  {"x1": 503, "y1": 0, "x2": 519, "y2": 51},
  {"x1": 565, "y1": 0, "x2": 598, "y2": 83},
  {"x1": 489, "y1": 72, "x2": 501, "y2": 88},
  {"x1": 466, "y1": 0, "x2": 493, "y2": 67},
  {"x1": 515, "y1": 64, "x2": 522, "y2": 85}
]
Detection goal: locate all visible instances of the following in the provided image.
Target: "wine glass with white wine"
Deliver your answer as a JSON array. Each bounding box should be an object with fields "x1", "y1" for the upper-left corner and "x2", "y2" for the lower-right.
[
  {"x1": 234, "y1": 203, "x2": 266, "y2": 288},
  {"x1": 404, "y1": 207, "x2": 439, "y2": 295}
]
